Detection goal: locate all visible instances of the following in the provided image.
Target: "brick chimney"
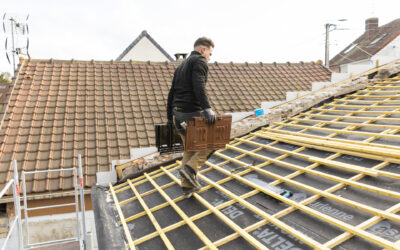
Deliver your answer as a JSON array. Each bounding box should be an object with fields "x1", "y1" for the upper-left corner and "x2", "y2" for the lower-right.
[{"x1": 365, "y1": 17, "x2": 379, "y2": 39}]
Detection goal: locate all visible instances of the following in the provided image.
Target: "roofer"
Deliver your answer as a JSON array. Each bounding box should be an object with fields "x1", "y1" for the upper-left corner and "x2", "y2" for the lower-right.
[{"x1": 167, "y1": 37, "x2": 216, "y2": 198}]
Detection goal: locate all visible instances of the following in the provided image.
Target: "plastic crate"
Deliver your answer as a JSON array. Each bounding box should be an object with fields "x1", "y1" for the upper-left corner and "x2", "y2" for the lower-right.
[{"x1": 185, "y1": 115, "x2": 232, "y2": 152}]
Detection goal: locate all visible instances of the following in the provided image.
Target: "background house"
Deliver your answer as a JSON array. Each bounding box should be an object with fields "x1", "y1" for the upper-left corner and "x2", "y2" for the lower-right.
[
  {"x1": 330, "y1": 18, "x2": 400, "y2": 73},
  {"x1": 116, "y1": 30, "x2": 174, "y2": 62}
]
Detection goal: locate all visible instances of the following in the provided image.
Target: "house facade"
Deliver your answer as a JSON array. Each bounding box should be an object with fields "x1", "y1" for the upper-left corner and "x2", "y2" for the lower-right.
[{"x1": 330, "y1": 18, "x2": 400, "y2": 73}]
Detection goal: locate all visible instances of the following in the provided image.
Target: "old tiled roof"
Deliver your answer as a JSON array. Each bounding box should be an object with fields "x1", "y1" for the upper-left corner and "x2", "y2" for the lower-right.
[
  {"x1": 116, "y1": 30, "x2": 175, "y2": 62},
  {"x1": 330, "y1": 18, "x2": 400, "y2": 66},
  {"x1": 0, "y1": 59, "x2": 330, "y2": 194},
  {"x1": 105, "y1": 73, "x2": 400, "y2": 249}
]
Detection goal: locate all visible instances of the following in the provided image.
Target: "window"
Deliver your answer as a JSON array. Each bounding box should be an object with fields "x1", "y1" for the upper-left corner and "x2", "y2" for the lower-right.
[
  {"x1": 343, "y1": 43, "x2": 357, "y2": 54},
  {"x1": 369, "y1": 33, "x2": 387, "y2": 46}
]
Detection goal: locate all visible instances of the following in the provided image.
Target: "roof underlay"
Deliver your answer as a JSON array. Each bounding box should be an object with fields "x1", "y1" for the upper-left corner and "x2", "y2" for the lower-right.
[{"x1": 106, "y1": 74, "x2": 400, "y2": 249}]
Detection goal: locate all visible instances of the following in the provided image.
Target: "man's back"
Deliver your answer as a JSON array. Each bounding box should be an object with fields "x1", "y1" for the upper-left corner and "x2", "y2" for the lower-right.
[{"x1": 170, "y1": 51, "x2": 210, "y2": 113}]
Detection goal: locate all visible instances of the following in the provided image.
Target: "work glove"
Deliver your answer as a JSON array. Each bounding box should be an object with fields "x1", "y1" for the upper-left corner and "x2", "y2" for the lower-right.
[{"x1": 204, "y1": 108, "x2": 216, "y2": 125}]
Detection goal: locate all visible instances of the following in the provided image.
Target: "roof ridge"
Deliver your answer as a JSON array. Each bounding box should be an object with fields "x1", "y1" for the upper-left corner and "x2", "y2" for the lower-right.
[{"x1": 21, "y1": 58, "x2": 327, "y2": 67}]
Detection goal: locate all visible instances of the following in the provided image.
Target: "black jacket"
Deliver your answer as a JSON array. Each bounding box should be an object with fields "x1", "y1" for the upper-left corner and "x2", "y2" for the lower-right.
[{"x1": 167, "y1": 51, "x2": 211, "y2": 121}]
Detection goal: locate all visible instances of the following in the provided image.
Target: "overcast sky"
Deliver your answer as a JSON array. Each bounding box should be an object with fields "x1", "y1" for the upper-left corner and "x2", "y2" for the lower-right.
[{"x1": 1, "y1": 0, "x2": 399, "y2": 74}]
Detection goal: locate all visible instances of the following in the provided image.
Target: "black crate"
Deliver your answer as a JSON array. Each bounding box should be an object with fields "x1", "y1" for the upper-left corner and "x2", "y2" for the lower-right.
[{"x1": 155, "y1": 124, "x2": 184, "y2": 154}]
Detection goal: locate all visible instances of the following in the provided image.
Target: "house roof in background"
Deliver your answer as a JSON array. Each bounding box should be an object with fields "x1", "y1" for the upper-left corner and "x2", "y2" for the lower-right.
[
  {"x1": 330, "y1": 18, "x2": 400, "y2": 66},
  {"x1": 105, "y1": 73, "x2": 400, "y2": 249},
  {"x1": 116, "y1": 30, "x2": 175, "y2": 62},
  {"x1": 0, "y1": 59, "x2": 330, "y2": 194}
]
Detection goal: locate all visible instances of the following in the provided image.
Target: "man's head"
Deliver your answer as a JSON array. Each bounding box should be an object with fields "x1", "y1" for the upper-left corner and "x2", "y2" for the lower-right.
[{"x1": 194, "y1": 37, "x2": 214, "y2": 62}]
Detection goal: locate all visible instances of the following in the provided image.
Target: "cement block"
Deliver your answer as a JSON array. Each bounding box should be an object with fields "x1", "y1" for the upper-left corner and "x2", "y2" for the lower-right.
[{"x1": 96, "y1": 170, "x2": 117, "y2": 187}]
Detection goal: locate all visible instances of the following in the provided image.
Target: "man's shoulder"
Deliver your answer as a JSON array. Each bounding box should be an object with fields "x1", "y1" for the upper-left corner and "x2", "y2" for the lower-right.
[{"x1": 189, "y1": 54, "x2": 207, "y2": 68}]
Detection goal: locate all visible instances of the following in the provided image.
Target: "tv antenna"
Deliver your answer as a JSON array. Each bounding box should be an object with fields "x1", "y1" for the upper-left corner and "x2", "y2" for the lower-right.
[{"x1": 3, "y1": 13, "x2": 30, "y2": 72}]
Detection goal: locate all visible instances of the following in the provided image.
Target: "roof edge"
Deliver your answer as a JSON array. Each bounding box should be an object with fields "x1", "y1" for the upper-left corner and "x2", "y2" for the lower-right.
[
  {"x1": 0, "y1": 59, "x2": 25, "y2": 130},
  {"x1": 91, "y1": 185, "x2": 126, "y2": 249},
  {"x1": 0, "y1": 188, "x2": 92, "y2": 204}
]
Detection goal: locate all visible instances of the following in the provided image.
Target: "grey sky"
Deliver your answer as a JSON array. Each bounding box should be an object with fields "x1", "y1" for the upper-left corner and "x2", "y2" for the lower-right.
[{"x1": 1, "y1": 0, "x2": 399, "y2": 74}]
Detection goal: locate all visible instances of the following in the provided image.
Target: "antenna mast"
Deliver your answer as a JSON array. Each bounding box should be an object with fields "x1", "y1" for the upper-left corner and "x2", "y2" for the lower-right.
[{"x1": 3, "y1": 13, "x2": 30, "y2": 72}]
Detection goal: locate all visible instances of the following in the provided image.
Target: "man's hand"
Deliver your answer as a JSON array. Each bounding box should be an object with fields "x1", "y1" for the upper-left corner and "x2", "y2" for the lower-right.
[{"x1": 204, "y1": 108, "x2": 216, "y2": 125}]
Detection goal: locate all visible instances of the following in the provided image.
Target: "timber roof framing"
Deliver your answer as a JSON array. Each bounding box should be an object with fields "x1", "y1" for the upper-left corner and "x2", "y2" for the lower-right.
[{"x1": 107, "y1": 74, "x2": 400, "y2": 249}]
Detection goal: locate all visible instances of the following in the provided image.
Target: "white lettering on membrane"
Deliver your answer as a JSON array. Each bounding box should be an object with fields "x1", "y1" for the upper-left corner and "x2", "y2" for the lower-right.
[
  {"x1": 211, "y1": 191, "x2": 307, "y2": 249},
  {"x1": 253, "y1": 225, "x2": 305, "y2": 250},
  {"x1": 309, "y1": 201, "x2": 354, "y2": 221},
  {"x1": 211, "y1": 198, "x2": 244, "y2": 220},
  {"x1": 221, "y1": 205, "x2": 244, "y2": 219},
  {"x1": 367, "y1": 221, "x2": 400, "y2": 241}
]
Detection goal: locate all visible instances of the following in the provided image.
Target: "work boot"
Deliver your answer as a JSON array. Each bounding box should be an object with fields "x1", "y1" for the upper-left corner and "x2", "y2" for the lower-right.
[
  {"x1": 179, "y1": 165, "x2": 201, "y2": 190},
  {"x1": 181, "y1": 186, "x2": 201, "y2": 199}
]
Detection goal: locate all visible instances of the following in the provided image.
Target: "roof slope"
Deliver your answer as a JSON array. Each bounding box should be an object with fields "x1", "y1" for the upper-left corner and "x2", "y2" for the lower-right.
[
  {"x1": 107, "y1": 74, "x2": 400, "y2": 249},
  {"x1": 0, "y1": 59, "x2": 330, "y2": 194},
  {"x1": 330, "y1": 18, "x2": 400, "y2": 66},
  {"x1": 116, "y1": 30, "x2": 174, "y2": 62}
]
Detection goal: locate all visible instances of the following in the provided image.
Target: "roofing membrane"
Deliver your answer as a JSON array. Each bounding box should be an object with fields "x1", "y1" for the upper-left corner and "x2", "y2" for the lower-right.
[{"x1": 107, "y1": 74, "x2": 400, "y2": 249}]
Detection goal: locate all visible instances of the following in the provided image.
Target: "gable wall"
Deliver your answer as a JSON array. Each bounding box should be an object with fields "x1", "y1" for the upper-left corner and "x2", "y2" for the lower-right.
[
  {"x1": 375, "y1": 35, "x2": 400, "y2": 58},
  {"x1": 120, "y1": 37, "x2": 171, "y2": 62}
]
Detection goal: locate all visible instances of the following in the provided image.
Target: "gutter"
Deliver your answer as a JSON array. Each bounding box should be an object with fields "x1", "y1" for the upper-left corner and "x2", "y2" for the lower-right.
[
  {"x1": 0, "y1": 188, "x2": 92, "y2": 204},
  {"x1": 91, "y1": 185, "x2": 125, "y2": 250}
]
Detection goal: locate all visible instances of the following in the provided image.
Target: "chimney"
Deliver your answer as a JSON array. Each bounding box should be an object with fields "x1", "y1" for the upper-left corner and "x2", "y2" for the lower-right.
[
  {"x1": 365, "y1": 17, "x2": 379, "y2": 39},
  {"x1": 174, "y1": 53, "x2": 188, "y2": 61}
]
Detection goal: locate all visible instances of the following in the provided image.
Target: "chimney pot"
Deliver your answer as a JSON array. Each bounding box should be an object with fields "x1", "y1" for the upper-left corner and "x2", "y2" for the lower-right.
[{"x1": 174, "y1": 53, "x2": 188, "y2": 61}]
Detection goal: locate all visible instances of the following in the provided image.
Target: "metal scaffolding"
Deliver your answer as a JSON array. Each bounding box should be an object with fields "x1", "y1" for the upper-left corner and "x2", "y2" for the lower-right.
[{"x1": 0, "y1": 155, "x2": 89, "y2": 250}]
